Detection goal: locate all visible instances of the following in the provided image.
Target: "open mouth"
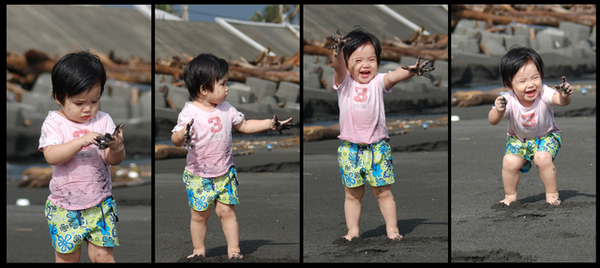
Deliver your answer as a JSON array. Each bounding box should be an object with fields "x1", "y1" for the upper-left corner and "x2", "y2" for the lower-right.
[
  {"x1": 525, "y1": 90, "x2": 536, "y2": 98},
  {"x1": 359, "y1": 70, "x2": 371, "y2": 79}
]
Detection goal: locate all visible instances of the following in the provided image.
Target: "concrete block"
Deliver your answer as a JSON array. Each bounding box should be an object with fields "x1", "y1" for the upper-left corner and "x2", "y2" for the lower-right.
[
  {"x1": 276, "y1": 81, "x2": 299, "y2": 104},
  {"x1": 453, "y1": 19, "x2": 485, "y2": 35},
  {"x1": 31, "y1": 73, "x2": 53, "y2": 94},
  {"x1": 228, "y1": 82, "x2": 255, "y2": 104},
  {"x1": 20, "y1": 92, "x2": 60, "y2": 114},
  {"x1": 105, "y1": 79, "x2": 132, "y2": 99},
  {"x1": 139, "y1": 90, "x2": 152, "y2": 119},
  {"x1": 303, "y1": 71, "x2": 322, "y2": 89},
  {"x1": 100, "y1": 96, "x2": 130, "y2": 120},
  {"x1": 559, "y1": 21, "x2": 591, "y2": 44},
  {"x1": 536, "y1": 28, "x2": 568, "y2": 51},
  {"x1": 504, "y1": 35, "x2": 529, "y2": 50},
  {"x1": 245, "y1": 77, "x2": 277, "y2": 101},
  {"x1": 451, "y1": 34, "x2": 480, "y2": 54},
  {"x1": 481, "y1": 38, "x2": 506, "y2": 56}
]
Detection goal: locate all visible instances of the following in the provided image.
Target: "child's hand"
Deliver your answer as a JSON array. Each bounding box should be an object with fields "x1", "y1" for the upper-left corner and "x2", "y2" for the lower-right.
[
  {"x1": 80, "y1": 131, "x2": 103, "y2": 148},
  {"x1": 554, "y1": 76, "x2": 573, "y2": 97},
  {"x1": 401, "y1": 56, "x2": 435, "y2": 78},
  {"x1": 271, "y1": 114, "x2": 294, "y2": 134},
  {"x1": 94, "y1": 123, "x2": 124, "y2": 150},
  {"x1": 184, "y1": 119, "x2": 194, "y2": 149},
  {"x1": 494, "y1": 96, "x2": 507, "y2": 112},
  {"x1": 327, "y1": 30, "x2": 350, "y2": 57}
]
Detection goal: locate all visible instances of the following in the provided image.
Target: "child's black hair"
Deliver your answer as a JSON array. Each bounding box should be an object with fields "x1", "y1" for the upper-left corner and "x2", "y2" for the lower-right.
[
  {"x1": 342, "y1": 27, "x2": 382, "y2": 67},
  {"x1": 500, "y1": 45, "x2": 544, "y2": 89},
  {"x1": 184, "y1": 53, "x2": 229, "y2": 99},
  {"x1": 51, "y1": 51, "x2": 107, "y2": 105}
]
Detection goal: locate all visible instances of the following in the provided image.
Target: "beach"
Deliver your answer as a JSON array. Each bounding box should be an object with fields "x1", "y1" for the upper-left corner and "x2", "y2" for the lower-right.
[
  {"x1": 154, "y1": 136, "x2": 301, "y2": 263},
  {"x1": 303, "y1": 124, "x2": 449, "y2": 262},
  {"x1": 450, "y1": 93, "x2": 596, "y2": 262}
]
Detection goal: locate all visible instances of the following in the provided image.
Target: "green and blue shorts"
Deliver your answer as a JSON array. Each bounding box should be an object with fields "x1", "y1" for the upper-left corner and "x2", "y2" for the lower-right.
[
  {"x1": 183, "y1": 167, "x2": 239, "y2": 211},
  {"x1": 505, "y1": 132, "x2": 562, "y2": 173},
  {"x1": 45, "y1": 197, "x2": 118, "y2": 254},
  {"x1": 337, "y1": 139, "x2": 395, "y2": 188}
]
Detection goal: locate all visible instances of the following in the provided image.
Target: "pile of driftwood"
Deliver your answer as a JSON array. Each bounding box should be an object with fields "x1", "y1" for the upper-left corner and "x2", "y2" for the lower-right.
[
  {"x1": 6, "y1": 48, "x2": 151, "y2": 93},
  {"x1": 451, "y1": 4, "x2": 596, "y2": 28},
  {"x1": 303, "y1": 28, "x2": 449, "y2": 62},
  {"x1": 155, "y1": 49, "x2": 300, "y2": 85}
]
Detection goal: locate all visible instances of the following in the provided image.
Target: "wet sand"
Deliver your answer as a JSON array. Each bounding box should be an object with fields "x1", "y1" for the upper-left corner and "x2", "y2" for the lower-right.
[
  {"x1": 450, "y1": 107, "x2": 596, "y2": 262},
  {"x1": 303, "y1": 125, "x2": 449, "y2": 262}
]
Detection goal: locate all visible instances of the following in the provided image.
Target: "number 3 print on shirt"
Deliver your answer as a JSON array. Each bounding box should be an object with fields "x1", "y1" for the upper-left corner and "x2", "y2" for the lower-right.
[
  {"x1": 208, "y1": 116, "x2": 223, "y2": 133},
  {"x1": 521, "y1": 112, "x2": 537, "y2": 127},
  {"x1": 353, "y1": 86, "x2": 368, "y2": 102}
]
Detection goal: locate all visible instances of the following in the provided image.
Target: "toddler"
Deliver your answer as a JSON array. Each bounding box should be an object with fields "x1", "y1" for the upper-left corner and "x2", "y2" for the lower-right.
[
  {"x1": 488, "y1": 45, "x2": 573, "y2": 206},
  {"x1": 329, "y1": 28, "x2": 433, "y2": 241},
  {"x1": 39, "y1": 51, "x2": 125, "y2": 262},
  {"x1": 171, "y1": 53, "x2": 293, "y2": 259}
]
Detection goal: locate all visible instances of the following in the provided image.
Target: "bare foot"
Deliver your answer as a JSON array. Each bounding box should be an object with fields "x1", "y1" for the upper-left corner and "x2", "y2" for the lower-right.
[
  {"x1": 187, "y1": 252, "x2": 205, "y2": 259},
  {"x1": 228, "y1": 252, "x2": 243, "y2": 260},
  {"x1": 342, "y1": 234, "x2": 359, "y2": 241},
  {"x1": 388, "y1": 234, "x2": 404, "y2": 241}
]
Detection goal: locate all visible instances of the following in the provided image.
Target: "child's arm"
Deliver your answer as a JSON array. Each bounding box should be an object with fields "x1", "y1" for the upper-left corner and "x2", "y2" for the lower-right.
[
  {"x1": 552, "y1": 76, "x2": 573, "y2": 106},
  {"x1": 488, "y1": 96, "x2": 507, "y2": 125},
  {"x1": 385, "y1": 57, "x2": 434, "y2": 89},
  {"x1": 329, "y1": 31, "x2": 348, "y2": 87},
  {"x1": 234, "y1": 114, "x2": 294, "y2": 134},
  {"x1": 43, "y1": 131, "x2": 100, "y2": 165}
]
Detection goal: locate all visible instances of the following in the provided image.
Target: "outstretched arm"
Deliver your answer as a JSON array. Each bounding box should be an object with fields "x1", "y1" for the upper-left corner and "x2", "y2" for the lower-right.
[
  {"x1": 384, "y1": 56, "x2": 434, "y2": 89},
  {"x1": 328, "y1": 30, "x2": 349, "y2": 87},
  {"x1": 234, "y1": 114, "x2": 294, "y2": 134}
]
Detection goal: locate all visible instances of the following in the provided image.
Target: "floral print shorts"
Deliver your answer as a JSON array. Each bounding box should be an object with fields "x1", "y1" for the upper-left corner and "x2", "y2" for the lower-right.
[
  {"x1": 183, "y1": 167, "x2": 239, "y2": 211},
  {"x1": 338, "y1": 139, "x2": 395, "y2": 188},
  {"x1": 45, "y1": 197, "x2": 118, "y2": 254},
  {"x1": 505, "y1": 132, "x2": 562, "y2": 173}
]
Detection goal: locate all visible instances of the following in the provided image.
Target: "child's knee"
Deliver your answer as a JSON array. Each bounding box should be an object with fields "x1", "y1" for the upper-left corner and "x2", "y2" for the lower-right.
[
  {"x1": 502, "y1": 154, "x2": 525, "y2": 171},
  {"x1": 372, "y1": 185, "x2": 393, "y2": 200},
  {"x1": 534, "y1": 151, "x2": 554, "y2": 169},
  {"x1": 215, "y1": 202, "x2": 235, "y2": 219}
]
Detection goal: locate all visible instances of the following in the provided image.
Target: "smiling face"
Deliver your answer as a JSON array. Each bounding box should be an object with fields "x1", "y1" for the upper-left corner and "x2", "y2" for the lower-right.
[
  {"x1": 347, "y1": 42, "x2": 378, "y2": 84},
  {"x1": 508, "y1": 60, "x2": 543, "y2": 107},
  {"x1": 56, "y1": 82, "x2": 101, "y2": 123}
]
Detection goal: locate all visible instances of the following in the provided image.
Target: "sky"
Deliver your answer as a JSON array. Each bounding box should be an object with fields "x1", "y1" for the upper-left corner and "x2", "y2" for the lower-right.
[{"x1": 171, "y1": 5, "x2": 269, "y2": 22}]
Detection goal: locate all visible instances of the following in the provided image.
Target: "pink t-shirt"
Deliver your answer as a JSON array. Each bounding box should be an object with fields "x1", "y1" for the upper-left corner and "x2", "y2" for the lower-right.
[
  {"x1": 503, "y1": 84, "x2": 561, "y2": 141},
  {"x1": 172, "y1": 101, "x2": 245, "y2": 177},
  {"x1": 38, "y1": 111, "x2": 116, "y2": 210},
  {"x1": 334, "y1": 71, "x2": 392, "y2": 144}
]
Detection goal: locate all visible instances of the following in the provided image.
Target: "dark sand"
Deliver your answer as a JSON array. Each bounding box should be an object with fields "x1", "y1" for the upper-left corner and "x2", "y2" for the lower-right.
[
  {"x1": 153, "y1": 144, "x2": 300, "y2": 263},
  {"x1": 450, "y1": 94, "x2": 596, "y2": 262},
  {"x1": 303, "y1": 125, "x2": 449, "y2": 262}
]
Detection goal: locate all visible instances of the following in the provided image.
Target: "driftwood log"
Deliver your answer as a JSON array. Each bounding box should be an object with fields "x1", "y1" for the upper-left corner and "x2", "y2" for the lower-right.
[
  {"x1": 7, "y1": 49, "x2": 152, "y2": 87},
  {"x1": 451, "y1": 4, "x2": 596, "y2": 28}
]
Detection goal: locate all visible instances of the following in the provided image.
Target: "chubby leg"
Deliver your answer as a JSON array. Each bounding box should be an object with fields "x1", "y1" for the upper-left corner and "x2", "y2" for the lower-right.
[
  {"x1": 214, "y1": 201, "x2": 242, "y2": 259},
  {"x1": 55, "y1": 248, "x2": 81, "y2": 263},
  {"x1": 534, "y1": 151, "x2": 561, "y2": 205},
  {"x1": 372, "y1": 185, "x2": 402, "y2": 241},
  {"x1": 343, "y1": 185, "x2": 364, "y2": 241},
  {"x1": 500, "y1": 154, "x2": 527, "y2": 205},
  {"x1": 189, "y1": 208, "x2": 210, "y2": 258},
  {"x1": 87, "y1": 241, "x2": 115, "y2": 263}
]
